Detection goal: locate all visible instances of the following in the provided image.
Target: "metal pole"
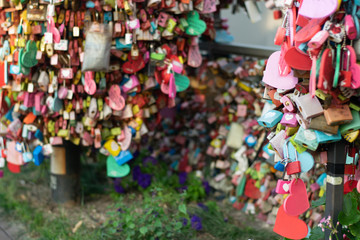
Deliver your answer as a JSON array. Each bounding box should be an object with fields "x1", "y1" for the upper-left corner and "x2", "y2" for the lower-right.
[
  {"x1": 325, "y1": 140, "x2": 346, "y2": 239},
  {"x1": 50, "y1": 140, "x2": 81, "y2": 206}
]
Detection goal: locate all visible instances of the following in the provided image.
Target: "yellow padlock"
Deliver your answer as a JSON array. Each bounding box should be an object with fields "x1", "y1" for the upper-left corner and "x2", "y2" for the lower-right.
[{"x1": 104, "y1": 139, "x2": 121, "y2": 157}]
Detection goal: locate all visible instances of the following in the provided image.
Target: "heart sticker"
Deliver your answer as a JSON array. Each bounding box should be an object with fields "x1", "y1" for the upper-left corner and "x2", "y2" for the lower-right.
[
  {"x1": 304, "y1": 130, "x2": 316, "y2": 141},
  {"x1": 262, "y1": 51, "x2": 298, "y2": 90},
  {"x1": 284, "y1": 142, "x2": 314, "y2": 173},
  {"x1": 185, "y1": 11, "x2": 207, "y2": 36},
  {"x1": 265, "y1": 111, "x2": 276, "y2": 118},
  {"x1": 284, "y1": 47, "x2": 312, "y2": 71},
  {"x1": 283, "y1": 183, "x2": 289, "y2": 192},
  {"x1": 108, "y1": 85, "x2": 125, "y2": 111},
  {"x1": 119, "y1": 126, "x2": 132, "y2": 151},
  {"x1": 299, "y1": 0, "x2": 338, "y2": 19},
  {"x1": 285, "y1": 114, "x2": 294, "y2": 121},
  {"x1": 107, "y1": 155, "x2": 130, "y2": 178},
  {"x1": 283, "y1": 178, "x2": 310, "y2": 216},
  {"x1": 273, "y1": 205, "x2": 309, "y2": 239}
]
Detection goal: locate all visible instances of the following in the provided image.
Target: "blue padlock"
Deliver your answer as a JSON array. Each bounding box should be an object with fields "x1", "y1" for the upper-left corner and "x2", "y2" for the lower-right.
[
  {"x1": 315, "y1": 130, "x2": 341, "y2": 144},
  {"x1": 35, "y1": 129, "x2": 44, "y2": 141},
  {"x1": 103, "y1": 12, "x2": 113, "y2": 23},
  {"x1": 115, "y1": 150, "x2": 133, "y2": 166},
  {"x1": 33, "y1": 145, "x2": 44, "y2": 166},
  {"x1": 257, "y1": 110, "x2": 283, "y2": 128},
  {"x1": 274, "y1": 161, "x2": 285, "y2": 172}
]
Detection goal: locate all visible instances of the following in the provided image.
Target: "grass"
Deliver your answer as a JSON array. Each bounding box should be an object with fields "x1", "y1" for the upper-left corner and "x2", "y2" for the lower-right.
[
  {"x1": 0, "y1": 163, "x2": 279, "y2": 240},
  {"x1": 0, "y1": 165, "x2": 104, "y2": 240}
]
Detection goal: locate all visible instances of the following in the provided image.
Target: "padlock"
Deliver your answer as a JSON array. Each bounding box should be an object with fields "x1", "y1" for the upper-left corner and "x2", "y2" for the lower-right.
[
  {"x1": 257, "y1": 110, "x2": 283, "y2": 128},
  {"x1": 340, "y1": 110, "x2": 360, "y2": 135},
  {"x1": 280, "y1": 112, "x2": 297, "y2": 128},
  {"x1": 339, "y1": 48, "x2": 352, "y2": 88},
  {"x1": 294, "y1": 127, "x2": 319, "y2": 151},
  {"x1": 315, "y1": 130, "x2": 342, "y2": 144},
  {"x1": 286, "y1": 161, "x2": 301, "y2": 175},
  {"x1": 269, "y1": 130, "x2": 286, "y2": 158},
  {"x1": 294, "y1": 94, "x2": 323, "y2": 120},
  {"x1": 275, "y1": 179, "x2": 291, "y2": 194},
  {"x1": 324, "y1": 105, "x2": 353, "y2": 126},
  {"x1": 308, "y1": 115, "x2": 339, "y2": 135}
]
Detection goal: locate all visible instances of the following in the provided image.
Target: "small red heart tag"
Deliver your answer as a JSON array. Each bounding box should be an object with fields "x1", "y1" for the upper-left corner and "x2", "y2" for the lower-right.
[
  {"x1": 273, "y1": 205, "x2": 308, "y2": 239},
  {"x1": 344, "y1": 180, "x2": 358, "y2": 194},
  {"x1": 283, "y1": 178, "x2": 310, "y2": 216},
  {"x1": 122, "y1": 55, "x2": 145, "y2": 74},
  {"x1": 244, "y1": 178, "x2": 261, "y2": 199},
  {"x1": 284, "y1": 47, "x2": 312, "y2": 71}
]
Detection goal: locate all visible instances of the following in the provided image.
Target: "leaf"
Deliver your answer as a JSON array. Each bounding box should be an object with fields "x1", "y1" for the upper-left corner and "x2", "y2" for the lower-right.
[
  {"x1": 140, "y1": 226, "x2": 148, "y2": 235},
  {"x1": 178, "y1": 204, "x2": 187, "y2": 215},
  {"x1": 311, "y1": 193, "x2": 326, "y2": 208},
  {"x1": 154, "y1": 219, "x2": 162, "y2": 228},
  {"x1": 128, "y1": 223, "x2": 135, "y2": 229},
  {"x1": 175, "y1": 222, "x2": 183, "y2": 230},
  {"x1": 308, "y1": 226, "x2": 325, "y2": 240},
  {"x1": 343, "y1": 193, "x2": 353, "y2": 215},
  {"x1": 338, "y1": 210, "x2": 360, "y2": 225},
  {"x1": 350, "y1": 221, "x2": 360, "y2": 237},
  {"x1": 125, "y1": 215, "x2": 132, "y2": 223}
]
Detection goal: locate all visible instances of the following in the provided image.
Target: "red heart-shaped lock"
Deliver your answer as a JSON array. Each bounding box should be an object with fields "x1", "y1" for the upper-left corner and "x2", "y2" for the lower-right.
[
  {"x1": 284, "y1": 47, "x2": 312, "y2": 71},
  {"x1": 344, "y1": 180, "x2": 358, "y2": 194},
  {"x1": 122, "y1": 54, "x2": 145, "y2": 74},
  {"x1": 273, "y1": 205, "x2": 308, "y2": 239},
  {"x1": 283, "y1": 178, "x2": 310, "y2": 216},
  {"x1": 244, "y1": 178, "x2": 261, "y2": 199}
]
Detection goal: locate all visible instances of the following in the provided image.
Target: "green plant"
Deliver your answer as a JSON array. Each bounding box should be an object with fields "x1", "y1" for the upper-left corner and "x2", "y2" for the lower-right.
[
  {"x1": 104, "y1": 187, "x2": 197, "y2": 240},
  {"x1": 338, "y1": 189, "x2": 360, "y2": 239}
]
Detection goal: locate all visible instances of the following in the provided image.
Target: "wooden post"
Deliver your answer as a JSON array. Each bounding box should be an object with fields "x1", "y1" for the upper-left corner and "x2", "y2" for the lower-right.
[
  {"x1": 325, "y1": 140, "x2": 346, "y2": 239},
  {"x1": 50, "y1": 141, "x2": 81, "y2": 206}
]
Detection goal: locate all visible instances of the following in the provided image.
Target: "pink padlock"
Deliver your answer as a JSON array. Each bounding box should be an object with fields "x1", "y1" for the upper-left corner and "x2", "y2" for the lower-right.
[
  {"x1": 281, "y1": 95, "x2": 295, "y2": 112},
  {"x1": 58, "y1": 86, "x2": 68, "y2": 99},
  {"x1": 307, "y1": 30, "x2": 329, "y2": 49},
  {"x1": 275, "y1": 179, "x2": 291, "y2": 194},
  {"x1": 280, "y1": 112, "x2": 298, "y2": 127},
  {"x1": 122, "y1": 75, "x2": 140, "y2": 93},
  {"x1": 35, "y1": 92, "x2": 44, "y2": 112},
  {"x1": 345, "y1": 15, "x2": 357, "y2": 40}
]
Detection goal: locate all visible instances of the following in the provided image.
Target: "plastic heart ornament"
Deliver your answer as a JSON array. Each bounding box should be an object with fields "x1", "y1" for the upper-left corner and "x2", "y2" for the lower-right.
[
  {"x1": 262, "y1": 51, "x2": 298, "y2": 90},
  {"x1": 299, "y1": 0, "x2": 338, "y2": 19},
  {"x1": 283, "y1": 178, "x2": 310, "y2": 216},
  {"x1": 273, "y1": 205, "x2": 309, "y2": 239},
  {"x1": 108, "y1": 85, "x2": 125, "y2": 111}
]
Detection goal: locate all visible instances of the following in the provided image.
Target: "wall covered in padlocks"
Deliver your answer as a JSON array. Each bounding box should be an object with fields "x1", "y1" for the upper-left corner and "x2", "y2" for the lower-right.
[
  {"x1": 260, "y1": 0, "x2": 360, "y2": 239},
  {"x1": 137, "y1": 54, "x2": 331, "y2": 232},
  {"x1": 0, "y1": 0, "x2": 226, "y2": 177}
]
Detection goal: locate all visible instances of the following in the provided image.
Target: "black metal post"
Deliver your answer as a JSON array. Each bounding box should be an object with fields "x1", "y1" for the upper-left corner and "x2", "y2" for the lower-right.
[
  {"x1": 50, "y1": 140, "x2": 81, "y2": 206},
  {"x1": 325, "y1": 140, "x2": 346, "y2": 239}
]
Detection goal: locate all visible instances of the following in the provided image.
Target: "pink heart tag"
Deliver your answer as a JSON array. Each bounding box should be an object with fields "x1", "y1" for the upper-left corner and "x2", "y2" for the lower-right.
[
  {"x1": 108, "y1": 85, "x2": 125, "y2": 111},
  {"x1": 84, "y1": 72, "x2": 96, "y2": 95},
  {"x1": 262, "y1": 51, "x2": 298, "y2": 90},
  {"x1": 188, "y1": 37, "x2": 202, "y2": 68},
  {"x1": 168, "y1": 73, "x2": 176, "y2": 99},
  {"x1": 299, "y1": 0, "x2": 338, "y2": 19},
  {"x1": 283, "y1": 178, "x2": 310, "y2": 216}
]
